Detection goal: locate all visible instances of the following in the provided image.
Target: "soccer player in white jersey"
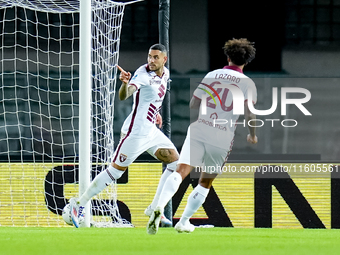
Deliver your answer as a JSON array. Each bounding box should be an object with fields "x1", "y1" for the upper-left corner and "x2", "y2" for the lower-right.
[
  {"x1": 147, "y1": 38, "x2": 258, "y2": 234},
  {"x1": 69, "y1": 44, "x2": 179, "y2": 228}
]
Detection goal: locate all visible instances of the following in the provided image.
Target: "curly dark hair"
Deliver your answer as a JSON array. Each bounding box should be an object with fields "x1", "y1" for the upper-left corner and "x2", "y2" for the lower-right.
[{"x1": 223, "y1": 38, "x2": 256, "y2": 66}]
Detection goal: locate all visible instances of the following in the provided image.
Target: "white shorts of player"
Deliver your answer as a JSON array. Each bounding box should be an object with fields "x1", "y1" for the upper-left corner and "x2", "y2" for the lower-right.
[
  {"x1": 178, "y1": 126, "x2": 231, "y2": 174},
  {"x1": 112, "y1": 126, "x2": 176, "y2": 167}
]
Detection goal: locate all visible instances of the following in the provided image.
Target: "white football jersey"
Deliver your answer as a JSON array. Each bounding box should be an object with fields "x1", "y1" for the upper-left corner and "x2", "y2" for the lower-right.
[
  {"x1": 121, "y1": 64, "x2": 169, "y2": 137},
  {"x1": 190, "y1": 65, "x2": 257, "y2": 149}
]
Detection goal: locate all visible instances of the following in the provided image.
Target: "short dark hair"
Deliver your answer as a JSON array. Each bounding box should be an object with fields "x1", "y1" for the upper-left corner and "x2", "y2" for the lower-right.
[
  {"x1": 149, "y1": 43, "x2": 167, "y2": 55},
  {"x1": 223, "y1": 38, "x2": 256, "y2": 66}
]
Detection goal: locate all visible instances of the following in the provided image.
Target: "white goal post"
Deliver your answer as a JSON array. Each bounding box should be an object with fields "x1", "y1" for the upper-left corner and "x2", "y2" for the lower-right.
[{"x1": 0, "y1": 0, "x2": 141, "y2": 227}]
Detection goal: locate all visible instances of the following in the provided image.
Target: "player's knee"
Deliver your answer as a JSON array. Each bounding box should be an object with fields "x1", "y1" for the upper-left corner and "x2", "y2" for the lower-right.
[
  {"x1": 176, "y1": 164, "x2": 192, "y2": 179},
  {"x1": 159, "y1": 148, "x2": 170, "y2": 157},
  {"x1": 198, "y1": 180, "x2": 211, "y2": 189},
  {"x1": 156, "y1": 148, "x2": 178, "y2": 163}
]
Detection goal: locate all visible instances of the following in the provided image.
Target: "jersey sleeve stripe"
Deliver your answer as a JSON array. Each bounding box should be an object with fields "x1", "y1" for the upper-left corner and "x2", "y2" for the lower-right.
[{"x1": 129, "y1": 83, "x2": 138, "y2": 90}]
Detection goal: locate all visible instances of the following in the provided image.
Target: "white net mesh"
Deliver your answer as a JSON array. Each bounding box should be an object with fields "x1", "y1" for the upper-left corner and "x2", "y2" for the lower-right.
[{"x1": 0, "y1": 0, "x2": 133, "y2": 227}]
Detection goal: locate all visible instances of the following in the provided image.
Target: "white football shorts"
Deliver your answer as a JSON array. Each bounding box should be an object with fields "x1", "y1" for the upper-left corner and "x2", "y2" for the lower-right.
[
  {"x1": 178, "y1": 126, "x2": 231, "y2": 174},
  {"x1": 112, "y1": 126, "x2": 177, "y2": 167}
]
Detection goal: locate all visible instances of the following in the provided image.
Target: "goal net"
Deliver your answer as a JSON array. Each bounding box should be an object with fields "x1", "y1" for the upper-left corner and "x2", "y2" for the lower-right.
[{"x1": 0, "y1": 0, "x2": 135, "y2": 227}]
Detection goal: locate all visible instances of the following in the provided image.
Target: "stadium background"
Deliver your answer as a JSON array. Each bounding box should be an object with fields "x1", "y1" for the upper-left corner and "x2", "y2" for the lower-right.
[
  {"x1": 1, "y1": 0, "x2": 340, "y2": 228},
  {"x1": 113, "y1": 0, "x2": 340, "y2": 228}
]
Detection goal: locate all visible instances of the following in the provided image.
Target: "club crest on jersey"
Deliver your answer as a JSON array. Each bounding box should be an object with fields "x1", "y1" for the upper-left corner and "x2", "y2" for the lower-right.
[{"x1": 119, "y1": 153, "x2": 128, "y2": 163}]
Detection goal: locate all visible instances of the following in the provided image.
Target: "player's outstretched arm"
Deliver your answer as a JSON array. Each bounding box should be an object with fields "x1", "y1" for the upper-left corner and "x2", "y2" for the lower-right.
[
  {"x1": 245, "y1": 101, "x2": 258, "y2": 144},
  {"x1": 117, "y1": 65, "x2": 136, "y2": 100}
]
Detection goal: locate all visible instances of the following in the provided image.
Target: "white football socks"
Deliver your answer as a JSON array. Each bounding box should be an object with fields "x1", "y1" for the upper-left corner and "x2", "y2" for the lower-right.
[
  {"x1": 78, "y1": 165, "x2": 125, "y2": 206},
  {"x1": 150, "y1": 168, "x2": 173, "y2": 209},
  {"x1": 179, "y1": 184, "x2": 209, "y2": 225},
  {"x1": 166, "y1": 160, "x2": 177, "y2": 172},
  {"x1": 106, "y1": 164, "x2": 125, "y2": 179},
  {"x1": 156, "y1": 171, "x2": 183, "y2": 209}
]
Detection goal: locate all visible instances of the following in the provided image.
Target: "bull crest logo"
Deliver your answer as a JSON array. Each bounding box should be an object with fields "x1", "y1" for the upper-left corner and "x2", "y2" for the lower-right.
[{"x1": 119, "y1": 153, "x2": 127, "y2": 163}]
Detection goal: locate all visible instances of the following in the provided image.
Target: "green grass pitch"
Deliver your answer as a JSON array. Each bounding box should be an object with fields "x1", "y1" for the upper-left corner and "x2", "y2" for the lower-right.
[{"x1": 1, "y1": 227, "x2": 340, "y2": 255}]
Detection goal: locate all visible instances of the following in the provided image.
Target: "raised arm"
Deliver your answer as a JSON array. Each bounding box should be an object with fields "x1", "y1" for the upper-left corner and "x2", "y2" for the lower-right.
[{"x1": 117, "y1": 65, "x2": 136, "y2": 101}]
